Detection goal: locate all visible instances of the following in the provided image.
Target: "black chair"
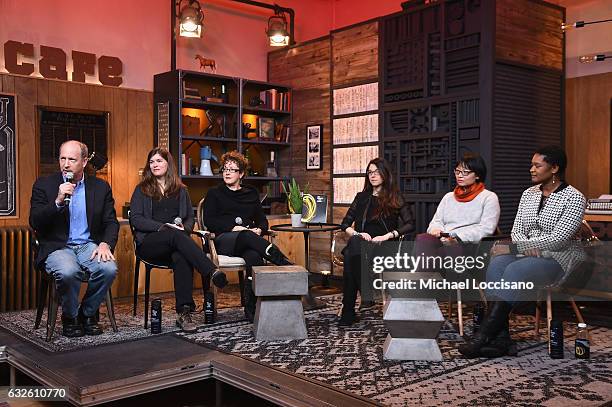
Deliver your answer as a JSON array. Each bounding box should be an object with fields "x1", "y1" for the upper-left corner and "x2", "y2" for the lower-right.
[
  {"x1": 129, "y1": 221, "x2": 210, "y2": 329},
  {"x1": 33, "y1": 233, "x2": 118, "y2": 342}
]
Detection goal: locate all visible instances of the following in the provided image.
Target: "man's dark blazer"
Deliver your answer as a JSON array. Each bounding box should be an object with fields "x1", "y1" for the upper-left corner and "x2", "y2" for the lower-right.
[{"x1": 29, "y1": 172, "x2": 120, "y2": 268}]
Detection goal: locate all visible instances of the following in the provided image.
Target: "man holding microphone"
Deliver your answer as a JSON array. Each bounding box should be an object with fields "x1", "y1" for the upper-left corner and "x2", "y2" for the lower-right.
[{"x1": 30, "y1": 140, "x2": 119, "y2": 337}]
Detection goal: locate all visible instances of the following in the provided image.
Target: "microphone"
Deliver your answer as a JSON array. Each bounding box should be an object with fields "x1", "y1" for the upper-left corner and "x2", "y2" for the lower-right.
[
  {"x1": 174, "y1": 217, "x2": 183, "y2": 228},
  {"x1": 235, "y1": 217, "x2": 243, "y2": 225},
  {"x1": 64, "y1": 172, "x2": 74, "y2": 206}
]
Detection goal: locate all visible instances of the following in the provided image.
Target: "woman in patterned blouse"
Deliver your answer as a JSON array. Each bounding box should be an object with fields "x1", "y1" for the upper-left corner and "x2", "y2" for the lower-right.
[{"x1": 459, "y1": 145, "x2": 586, "y2": 359}]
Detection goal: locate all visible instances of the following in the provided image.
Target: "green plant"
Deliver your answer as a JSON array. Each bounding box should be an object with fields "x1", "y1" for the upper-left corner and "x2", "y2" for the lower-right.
[{"x1": 281, "y1": 178, "x2": 308, "y2": 214}]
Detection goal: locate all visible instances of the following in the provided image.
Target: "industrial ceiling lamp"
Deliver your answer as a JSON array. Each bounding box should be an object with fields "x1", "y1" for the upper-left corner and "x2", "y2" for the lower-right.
[
  {"x1": 179, "y1": 0, "x2": 204, "y2": 38},
  {"x1": 579, "y1": 54, "x2": 611, "y2": 63},
  {"x1": 267, "y1": 10, "x2": 290, "y2": 47}
]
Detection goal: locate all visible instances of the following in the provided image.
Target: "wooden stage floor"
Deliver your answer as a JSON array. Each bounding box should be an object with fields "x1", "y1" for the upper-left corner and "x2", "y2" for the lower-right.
[{"x1": 0, "y1": 327, "x2": 378, "y2": 407}]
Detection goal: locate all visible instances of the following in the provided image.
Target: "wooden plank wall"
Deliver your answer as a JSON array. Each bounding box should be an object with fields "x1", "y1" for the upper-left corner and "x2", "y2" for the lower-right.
[
  {"x1": 496, "y1": 0, "x2": 564, "y2": 71},
  {"x1": 268, "y1": 20, "x2": 379, "y2": 275},
  {"x1": 269, "y1": 38, "x2": 332, "y2": 274},
  {"x1": 331, "y1": 21, "x2": 379, "y2": 275},
  {"x1": 0, "y1": 73, "x2": 153, "y2": 298},
  {"x1": 566, "y1": 72, "x2": 612, "y2": 198}
]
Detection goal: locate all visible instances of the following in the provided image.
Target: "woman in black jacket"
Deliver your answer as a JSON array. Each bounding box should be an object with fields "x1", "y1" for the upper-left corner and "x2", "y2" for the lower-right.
[
  {"x1": 130, "y1": 147, "x2": 227, "y2": 333},
  {"x1": 339, "y1": 158, "x2": 414, "y2": 326},
  {"x1": 203, "y1": 150, "x2": 291, "y2": 322}
]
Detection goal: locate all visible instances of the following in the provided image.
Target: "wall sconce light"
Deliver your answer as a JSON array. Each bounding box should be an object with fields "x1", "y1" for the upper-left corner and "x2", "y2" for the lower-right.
[
  {"x1": 267, "y1": 11, "x2": 290, "y2": 47},
  {"x1": 178, "y1": 0, "x2": 204, "y2": 38},
  {"x1": 562, "y1": 18, "x2": 612, "y2": 31},
  {"x1": 579, "y1": 54, "x2": 611, "y2": 63}
]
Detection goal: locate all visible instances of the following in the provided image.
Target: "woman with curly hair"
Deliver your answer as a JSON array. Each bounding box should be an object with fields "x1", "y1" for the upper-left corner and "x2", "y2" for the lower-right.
[{"x1": 203, "y1": 150, "x2": 291, "y2": 322}]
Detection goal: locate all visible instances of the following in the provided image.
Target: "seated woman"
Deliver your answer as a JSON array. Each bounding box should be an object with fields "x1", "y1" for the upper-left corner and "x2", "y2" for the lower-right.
[
  {"x1": 202, "y1": 151, "x2": 291, "y2": 322},
  {"x1": 459, "y1": 145, "x2": 586, "y2": 358},
  {"x1": 416, "y1": 153, "x2": 500, "y2": 267},
  {"x1": 339, "y1": 158, "x2": 414, "y2": 326},
  {"x1": 130, "y1": 147, "x2": 227, "y2": 333}
]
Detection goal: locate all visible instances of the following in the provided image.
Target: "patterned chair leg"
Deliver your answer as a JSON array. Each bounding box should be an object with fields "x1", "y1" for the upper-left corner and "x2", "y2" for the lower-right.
[
  {"x1": 106, "y1": 289, "x2": 118, "y2": 333},
  {"x1": 46, "y1": 282, "x2": 59, "y2": 342}
]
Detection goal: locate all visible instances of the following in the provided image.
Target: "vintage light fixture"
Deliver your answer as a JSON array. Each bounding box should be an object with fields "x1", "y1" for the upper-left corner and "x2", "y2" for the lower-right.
[
  {"x1": 178, "y1": 0, "x2": 204, "y2": 38},
  {"x1": 267, "y1": 11, "x2": 290, "y2": 47},
  {"x1": 561, "y1": 18, "x2": 612, "y2": 31},
  {"x1": 578, "y1": 54, "x2": 611, "y2": 63}
]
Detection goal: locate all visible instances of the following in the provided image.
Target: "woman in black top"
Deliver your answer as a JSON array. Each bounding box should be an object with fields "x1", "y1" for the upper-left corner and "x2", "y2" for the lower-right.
[
  {"x1": 130, "y1": 148, "x2": 227, "y2": 333},
  {"x1": 203, "y1": 151, "x2": 291, "y2": 322},
  {"x1": 339, "y1": 158, "x2": 414, "y2": 326}
]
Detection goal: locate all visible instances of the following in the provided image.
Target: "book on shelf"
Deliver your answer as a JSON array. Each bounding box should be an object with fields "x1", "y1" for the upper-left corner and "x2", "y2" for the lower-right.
[
  {"x1": 258, "y1": 89, "x2": 291, "y2": 111},
  {"x1": 181, "y1": 154, "x2": 187, "y2": 176},
  {"x1": 204, "y1": 96, "x2": 224, "y2": 103},
  {"x1": 274, "y1": 123, "x2": 290, "y2": 143}
]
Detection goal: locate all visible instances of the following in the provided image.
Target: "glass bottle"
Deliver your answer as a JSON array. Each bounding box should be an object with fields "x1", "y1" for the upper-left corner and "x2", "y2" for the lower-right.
[{"x1": 575, "y1": 322, "x2": 590, "y2": 359}]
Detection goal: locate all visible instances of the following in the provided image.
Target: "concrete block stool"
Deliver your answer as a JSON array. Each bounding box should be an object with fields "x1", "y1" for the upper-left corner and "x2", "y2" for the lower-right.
[
  {"x1": 252, "y1": 265, "x2": 308, "y2": 341},
  {"x1": 382, "y1": 272, "x2": 445, "y2": 361}
]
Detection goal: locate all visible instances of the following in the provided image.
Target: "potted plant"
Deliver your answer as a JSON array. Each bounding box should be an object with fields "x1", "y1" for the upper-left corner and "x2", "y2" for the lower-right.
[{"x1": 282, "y1": 178, "x2": 308, "y2": 227}]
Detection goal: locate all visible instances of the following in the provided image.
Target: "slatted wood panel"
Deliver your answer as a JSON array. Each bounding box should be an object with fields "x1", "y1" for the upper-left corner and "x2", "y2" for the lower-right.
[
  {"x1": 269, "y1": 39, "x2": 332, "y2": 274},
  {"x1": 332, "y1": 21, "x2": 379, "y2": 87},
  {"x1": 566, "y1": 72, "x2": 612, "y2": 198},
  {"x1": 0, "y1": 73, "x2": 153, "y2": 299},
  {"x1": 496, "y1": 0, "x2": 564, "y2": 71},
  {"x1": 492, "y1": 63, "x2": 563, "y2": 232}
]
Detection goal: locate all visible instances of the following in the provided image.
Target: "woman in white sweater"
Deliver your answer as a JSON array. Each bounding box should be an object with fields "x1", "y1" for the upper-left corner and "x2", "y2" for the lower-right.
[{"x1": 415, "y1": 153, "x2": 500, "y2": 261}]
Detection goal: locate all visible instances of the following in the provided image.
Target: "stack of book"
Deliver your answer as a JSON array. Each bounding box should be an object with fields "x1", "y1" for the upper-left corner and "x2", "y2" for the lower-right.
[{"x1": 259, "y1": 89, "x2": 291, "y2": 111}]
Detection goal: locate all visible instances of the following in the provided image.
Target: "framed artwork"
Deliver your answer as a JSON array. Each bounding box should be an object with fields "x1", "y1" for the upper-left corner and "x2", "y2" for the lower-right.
[
  {"x1": 306, "y1": 124, "x2": 322, "y2": 170},
  {"x1": 0, "y1": 93, "x2": 17, "y2": 218},
  {"x1": 258, "y1": 117, "x2": 274, "y2": 139}
]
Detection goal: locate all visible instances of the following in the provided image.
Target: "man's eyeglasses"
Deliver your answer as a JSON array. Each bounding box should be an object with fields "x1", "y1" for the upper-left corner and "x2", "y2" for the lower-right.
[
  {"x1": 366, "y1": 169, "x2": 381, "y2": 176},
  {"x1": 221, "y1": 167, "x2": 240, "y2": 174},
  {"x1": 454, "y1": 169, "x2": 474, "y2": 176}
]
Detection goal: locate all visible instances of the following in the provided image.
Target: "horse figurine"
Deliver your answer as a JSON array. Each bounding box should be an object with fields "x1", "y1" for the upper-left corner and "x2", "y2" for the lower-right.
[{"x1": 195, "y1": 55, "x2": 216, "y2": 72}]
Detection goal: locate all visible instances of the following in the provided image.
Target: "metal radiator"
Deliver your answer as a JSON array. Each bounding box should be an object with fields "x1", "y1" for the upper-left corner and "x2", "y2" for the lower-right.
[{"x1": 0, "y1": 227, "x2": 38, "y2": 312}]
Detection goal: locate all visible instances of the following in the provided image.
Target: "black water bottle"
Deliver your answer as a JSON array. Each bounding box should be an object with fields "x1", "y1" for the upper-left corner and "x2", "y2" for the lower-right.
[
  {"x1": 204, "y1": 292, "x2": 215, "y2": 324},
  {"x1": 151, "y1": 298, "x2": 162, "y2": 334},
  {"x1": 473, "y1": 303, "x2": 485, "y2": 334},
  {"x1": 549, "y1": 320, "x2": 564, "y2": 359}
]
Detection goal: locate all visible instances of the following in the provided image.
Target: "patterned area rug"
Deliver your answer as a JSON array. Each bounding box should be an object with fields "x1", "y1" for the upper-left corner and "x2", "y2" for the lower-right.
[
  {"x1": 0, "y1": 286, "x2": 246, "y2": 353},
  {"x1": 178, "y1": 295, "x2": 612, "y2": 407}
]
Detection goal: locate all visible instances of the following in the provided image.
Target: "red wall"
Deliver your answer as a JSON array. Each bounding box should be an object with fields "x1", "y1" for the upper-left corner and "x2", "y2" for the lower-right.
[{"x1": 0, "y1": 0, "x2": 403, "y2": 90}]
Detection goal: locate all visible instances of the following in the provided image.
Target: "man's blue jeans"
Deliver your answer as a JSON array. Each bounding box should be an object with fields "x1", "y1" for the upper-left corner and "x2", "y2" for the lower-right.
[
  {"x1": 486, "y1": 254, "x2": 563, "y2": 305},
  {"x1": 45, "y1": 242, "x2": 117, "y2": 318}
]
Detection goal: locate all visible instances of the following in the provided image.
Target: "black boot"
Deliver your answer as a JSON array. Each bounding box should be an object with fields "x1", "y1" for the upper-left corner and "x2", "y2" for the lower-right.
[
  {"x1": 338, "y1": 306, "x2": 359, "y2": 327},
  {"x1": 264, "y1": 244, "x2": 293, "y2": 266},
  {"x1": 244, "y1": 278, "x2": 256, "y2": 323},
  {"x1": 480, "y1": 313, "x2": 518, "y2": 358},
  {"x1": 458, "y1": 300, "x2": 512, "y2": 358}
]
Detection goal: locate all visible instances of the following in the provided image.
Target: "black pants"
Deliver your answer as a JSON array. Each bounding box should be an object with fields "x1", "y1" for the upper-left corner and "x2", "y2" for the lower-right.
[
  {"x1": 342, "y1": 235, "x2": 375, "y2": 311},
  {"x1": 216, "y1": 230, "x2": 269, "y2": 276},
  {"x1": 138, "y1": 228, "x2": 215, "y2": 312}
]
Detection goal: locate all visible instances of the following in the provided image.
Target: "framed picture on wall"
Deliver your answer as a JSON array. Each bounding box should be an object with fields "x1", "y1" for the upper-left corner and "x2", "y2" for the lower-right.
[
  {"x1": 306, "y1": 124, "x2": 322, "y2": 170},
  {"x1": 0, "y1": 93, "x2": 18, "y2": 218}
]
